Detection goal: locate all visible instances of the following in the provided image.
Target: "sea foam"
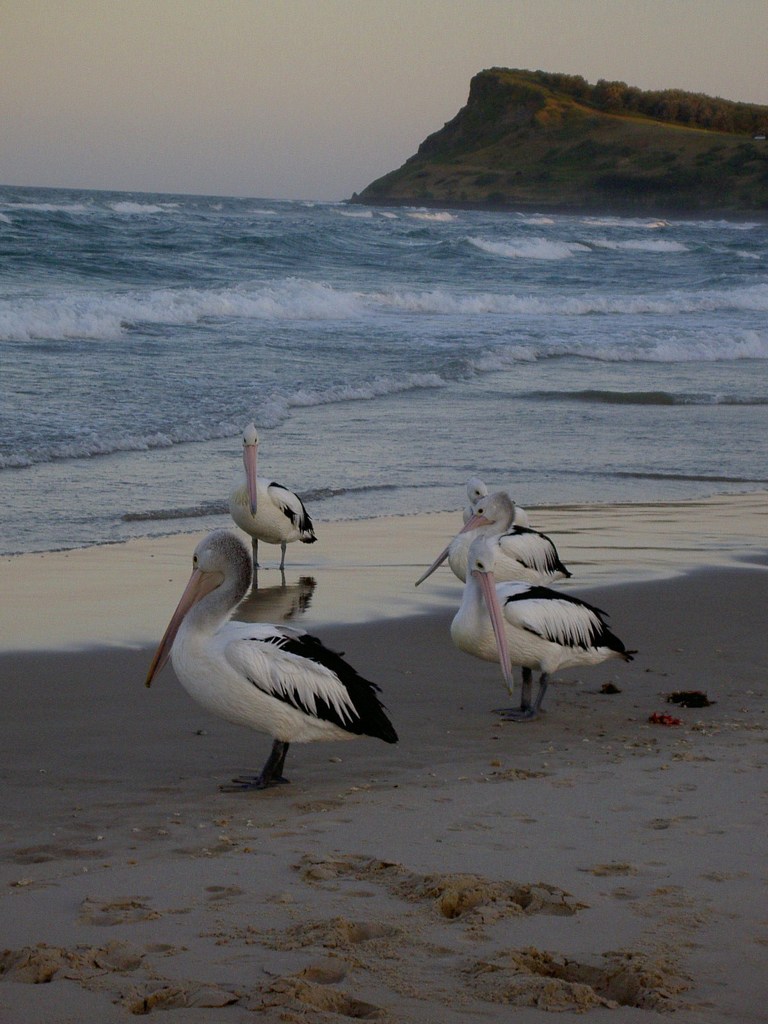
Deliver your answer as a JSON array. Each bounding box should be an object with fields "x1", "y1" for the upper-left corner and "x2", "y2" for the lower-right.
[
  {"x1": 407, "y1": 210, "x2": 458, "y2": 222},
  {"x1": 468, "y1": 235, "x2": 590, "y2": 260},
  {"x1": 109, "y1": 201, "x2": 179, "y2": 215},
  {"x1": 3, "y1": 279, "x2": 768, "y2": 343},
  {"x1": 591, "y1": 238, "x2": 689, "y2": 253}
]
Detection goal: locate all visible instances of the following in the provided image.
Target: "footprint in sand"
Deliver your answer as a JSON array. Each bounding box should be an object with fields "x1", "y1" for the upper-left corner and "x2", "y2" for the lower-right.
[
  {"x1": 78, "y1": 896, "x2": 162, "y2": 926},
  {"x1": 1, "y1": 941, "x2": 242, "y2": 1014},
  {"x1": 297, "y1": 853, "x2": 586, "y2": 921},
  {"x1": 464, "y1": 946, "x2": 692, "y2": 1011},
  {"x1": 121, "y1": 984, "x2": 240, "y2": 1013},
  {"x1": 0, "y1": 941, "x2": 144, "y2": 984},
  {"x1": 266, "y1": 916, "x2": 399, "y2": 951},
  {"x1": 253, "y1": 973, "x2": 384, "y2": 1020}
]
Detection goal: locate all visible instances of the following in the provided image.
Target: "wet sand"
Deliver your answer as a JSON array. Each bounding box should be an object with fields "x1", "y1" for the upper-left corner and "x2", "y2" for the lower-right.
[
  {"x1": 1, "y1": 492, "x2": 766, "y2": 650},
  {"x1": 0, "y1": 495, "x2": 767, "y2": 1021}
]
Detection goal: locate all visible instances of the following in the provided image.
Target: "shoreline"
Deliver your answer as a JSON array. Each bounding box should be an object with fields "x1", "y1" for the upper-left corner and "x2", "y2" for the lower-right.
[
  {"x1": 1, "y1": 492, "x2": 766, "y2": 653},
  {"x1": 348, "y1": 194, "x2": 768, "y2": 223}
]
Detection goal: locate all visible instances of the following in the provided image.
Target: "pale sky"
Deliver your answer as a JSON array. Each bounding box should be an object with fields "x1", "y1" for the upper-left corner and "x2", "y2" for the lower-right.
[{"x1": 3, "y1": 0, "x2": 767, "y2": 201}]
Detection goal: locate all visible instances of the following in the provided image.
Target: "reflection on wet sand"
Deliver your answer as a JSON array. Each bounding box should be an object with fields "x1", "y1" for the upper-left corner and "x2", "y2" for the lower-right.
[
  {"x1": 1, "y1": 494, "x2": 766, "y2": 652},
  {"x1": 235, "y1": 576, "x2": 317, "y2": 624}
]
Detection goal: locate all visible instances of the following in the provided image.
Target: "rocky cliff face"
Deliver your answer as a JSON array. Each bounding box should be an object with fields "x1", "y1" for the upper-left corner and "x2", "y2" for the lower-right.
[{"x1": 352, "y1": 69, "x2": 768, "y2": 215}]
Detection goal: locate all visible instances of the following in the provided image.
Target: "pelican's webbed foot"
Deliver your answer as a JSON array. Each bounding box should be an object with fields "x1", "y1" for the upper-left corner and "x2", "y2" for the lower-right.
[
  {"x1": 493, "y1": 705, "x2": 543, "y2": 722},
  {"x1": 220, "y1": 773, "x2": 290, "y2": 792},
  {"x1": 492, "y1": 672, "x2": 548, "y2": 723},
  {"x1": 219, "y1": 740, "x2": 291, "y2": 792}
]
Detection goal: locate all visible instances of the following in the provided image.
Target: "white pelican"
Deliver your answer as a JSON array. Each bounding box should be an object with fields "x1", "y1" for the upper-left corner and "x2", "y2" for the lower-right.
[
  {"x1": 145, "y1": 530, "x2": 398, "y2": 790},
  {"x1": 229, "y1": 423, "x2": 317, "y2": 571},
  {"x1": 451, "y1": 535, "x2": 634, "y2": 720},
  {"x1": 416, "y1": 491, "x2": 570, "y2": 587},
  {"x1": 463, "y1": 476, "x2": 530, "y2": 526},
  {"x1": 463, "y1": 476, "x2": 488, "y2": 523}
]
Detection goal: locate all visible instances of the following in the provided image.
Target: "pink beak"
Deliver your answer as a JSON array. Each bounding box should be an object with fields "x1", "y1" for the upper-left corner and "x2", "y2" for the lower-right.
[
  {"x1": 243, "y1": 442, "x2": 259, "y2": 516},
  {"x1": 145, "y1": 568, "x2": 222, "y2": 687},
  {"x1": 414, "y1": 511, "x2": 493, "y2": 587},
  {"x1": 474, "y1": 567, "x2": 516, "y2": 696}
]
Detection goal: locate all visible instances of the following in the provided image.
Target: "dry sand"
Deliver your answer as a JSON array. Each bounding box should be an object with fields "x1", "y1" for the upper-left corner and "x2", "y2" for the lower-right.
[{"x1": 0, "y1": 495, "x2": 767, "y2": 1022}]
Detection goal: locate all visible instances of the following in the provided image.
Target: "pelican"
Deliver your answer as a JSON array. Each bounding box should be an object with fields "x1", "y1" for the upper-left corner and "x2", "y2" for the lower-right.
[
  {"x1": 463, "y1": 476, "x2": 530, "y2": 526},
  {"x1": 416, "y1": 491, "x2": 570, "y2": 587},
  {"x1": 145, "y1": 530, "x2": 397, "y2": 790},
  {"x1": 463, "y1": 476, "x2": 489, "y2": 523},
  {"x1": 229, "y1": 423, "x2": 317, "y2": 571},
  {"x1": 451, "y1": 535, "x2": 634, "y2": 720}
]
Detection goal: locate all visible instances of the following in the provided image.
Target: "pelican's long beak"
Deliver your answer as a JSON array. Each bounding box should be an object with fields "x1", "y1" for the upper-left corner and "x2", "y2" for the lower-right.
[
  {"x1": 414, "y1": 544, "x2": 450, "y2": 586},
  {"x1": 414, "y1": 512, "x2": 493, "y2": 586},
  {"x1": 244, "y1": 441, "x2": 258, "y2": 516},
  {"x1": 474, "y1": 567, "x2": 515, "y2": 696},
  {"x1": 145, "y1": 568, "x2": 223, "y2": 687}
]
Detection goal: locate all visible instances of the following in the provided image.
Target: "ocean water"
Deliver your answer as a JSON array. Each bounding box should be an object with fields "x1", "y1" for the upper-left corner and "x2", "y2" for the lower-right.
[{"x1": 1, "y1": 185, "x2": 766, "y2": 556}]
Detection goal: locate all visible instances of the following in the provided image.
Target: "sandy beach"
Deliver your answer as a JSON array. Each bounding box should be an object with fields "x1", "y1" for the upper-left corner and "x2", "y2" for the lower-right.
[{"x1": 1, "y1": 495, "x2": 767, "y2": 1022}]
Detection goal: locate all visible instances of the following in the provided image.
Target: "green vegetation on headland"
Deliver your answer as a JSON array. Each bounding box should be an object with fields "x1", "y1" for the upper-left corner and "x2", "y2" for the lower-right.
[{"x1": 351, "y1": 69, "x2": 768, "y2": 216}]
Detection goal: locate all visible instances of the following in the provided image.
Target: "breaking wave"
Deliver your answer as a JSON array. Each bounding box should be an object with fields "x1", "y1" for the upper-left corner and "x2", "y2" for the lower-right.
[
  {"x1": 109, "y1": 201, "x2": 180, "y2": 215},
  {"x1": 3, "y1": 277, "x2": 768, "y2": 343},
  {"x1": 468, "y1": 235, "x2": 590, "y2": 260},
  {"x1": 469, "y1": 329, "x2": 768, "y2": 366},
  {"x1": 407, "y1": 210, "x2": 458, "y2": 222},
  {"x1": 591, "y1": 238, "x2": 689, "y2": 253}
]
